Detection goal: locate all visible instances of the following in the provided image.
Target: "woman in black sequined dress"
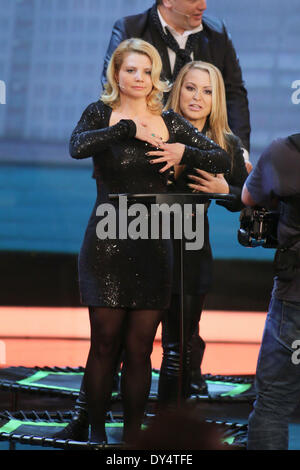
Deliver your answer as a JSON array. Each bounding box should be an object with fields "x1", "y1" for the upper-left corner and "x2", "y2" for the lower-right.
[{"x1": 69, "y1": 39, "x2": 231, "y2": 444}]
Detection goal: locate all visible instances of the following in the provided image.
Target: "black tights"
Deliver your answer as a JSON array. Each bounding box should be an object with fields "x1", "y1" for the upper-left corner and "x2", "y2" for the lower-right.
[{"x1": 84, "y1": 306, "x2": 163, "y2": 443}]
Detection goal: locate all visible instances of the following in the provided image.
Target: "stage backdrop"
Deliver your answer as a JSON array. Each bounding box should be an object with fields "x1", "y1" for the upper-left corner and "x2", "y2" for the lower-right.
[{"x1": 0, "y1": 0, "x2": 299, "y2": 259}]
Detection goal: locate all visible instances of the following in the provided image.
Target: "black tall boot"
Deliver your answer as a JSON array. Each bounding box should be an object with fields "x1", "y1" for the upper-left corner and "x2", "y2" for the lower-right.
[
  {"x1": 54, "y1": 380, "x2": 89, "y2": 441},
  {"x1": 158, "y1": 294, "x2": 207, "y2": 406},
  {"x1": 189, "y1": 332, "x2": 208, "y2": 396}
]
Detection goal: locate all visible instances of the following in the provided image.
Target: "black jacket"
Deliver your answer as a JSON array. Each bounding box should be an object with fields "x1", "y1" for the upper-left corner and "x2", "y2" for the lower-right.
[{"x1": 101, "y1": 5, "x2": 251, "y2": 150}]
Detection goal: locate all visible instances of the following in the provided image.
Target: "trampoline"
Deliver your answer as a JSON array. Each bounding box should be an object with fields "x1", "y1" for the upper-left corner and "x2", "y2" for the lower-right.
[
  {"x1": 0, "y1": 409, "x2": 247, "y2": 450},
  {"x1": 0, "y1": 410, "x2": 124, "y2": 449},
  {"x1": 0, "y1": 367, "x2": 252, "y2": 450},
  {"x1": 0, "y1": 366, "x2": 256, "y2": 402}
]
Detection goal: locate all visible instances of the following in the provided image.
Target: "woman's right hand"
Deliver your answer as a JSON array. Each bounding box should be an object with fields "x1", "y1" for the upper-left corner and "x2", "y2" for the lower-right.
[{"x1": 133, "y1": 118, "x2": 164, "y2": 148}]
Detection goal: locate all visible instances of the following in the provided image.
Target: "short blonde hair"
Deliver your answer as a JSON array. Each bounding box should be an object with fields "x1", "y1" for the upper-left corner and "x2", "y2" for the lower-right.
[
  {"x1": 165, "y1": 61, "x2": 233, "y2": 152},
  {"x1": 101, "y1": 38, "x2": 170, "y2": 113}
]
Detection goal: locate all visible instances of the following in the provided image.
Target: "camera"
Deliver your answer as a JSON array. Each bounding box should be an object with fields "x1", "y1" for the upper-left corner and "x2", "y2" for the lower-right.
[{"x1": 238, "y1": 207, "x2": 279, "y2": 248}]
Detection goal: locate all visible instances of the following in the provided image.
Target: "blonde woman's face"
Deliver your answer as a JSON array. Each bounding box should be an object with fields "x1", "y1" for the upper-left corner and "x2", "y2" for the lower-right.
[
  {"x1": 179, "y1": 68, "x2": 212, "y2": 123},
  {"x1": 117, "y1": 52, "x2": 153, "y2": 100}
]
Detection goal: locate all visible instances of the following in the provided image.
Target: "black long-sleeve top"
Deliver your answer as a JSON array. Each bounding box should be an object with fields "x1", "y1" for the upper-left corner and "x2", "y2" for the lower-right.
[{"x1": 69, "y1": 101, "x2": 231, "y2": 196}]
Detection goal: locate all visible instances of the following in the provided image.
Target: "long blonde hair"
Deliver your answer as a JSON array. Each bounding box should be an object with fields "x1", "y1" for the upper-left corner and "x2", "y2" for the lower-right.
[
  {"x1": 101, "y1": 38, "x2": 170, "y2": 114},
  {"x1": 165, "y1": 61, "x2": 233, "y2": 153}
]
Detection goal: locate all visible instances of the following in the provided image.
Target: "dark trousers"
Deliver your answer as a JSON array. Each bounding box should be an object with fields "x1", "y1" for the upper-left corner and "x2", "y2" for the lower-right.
[{"x1": 248, "y1": 296, "x2": 300, "y2": 450}]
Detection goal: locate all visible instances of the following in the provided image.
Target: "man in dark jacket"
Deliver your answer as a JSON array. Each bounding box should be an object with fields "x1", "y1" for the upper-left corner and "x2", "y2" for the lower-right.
[{"x1": 101, "y1": 0, "x2": 251, "y2": 151}]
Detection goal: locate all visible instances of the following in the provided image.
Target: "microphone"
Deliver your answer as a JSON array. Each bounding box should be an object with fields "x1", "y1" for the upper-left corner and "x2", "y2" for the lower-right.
[
  {"x1": 172, "y1": 7, "x2": 191, "y2": 19},
  {"x1": 117, "y1": 82, "x2": 126, "y2": 91}
]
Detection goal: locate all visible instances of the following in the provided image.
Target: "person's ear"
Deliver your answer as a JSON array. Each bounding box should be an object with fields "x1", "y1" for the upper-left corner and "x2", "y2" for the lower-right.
[{"x1": 162, "y1": 0, "x2": 173, "y2": 10}]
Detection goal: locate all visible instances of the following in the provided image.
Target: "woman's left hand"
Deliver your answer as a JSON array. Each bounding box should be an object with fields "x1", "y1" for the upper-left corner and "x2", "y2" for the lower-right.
[
  {"x1": 188, "y1": 168, "x2": 229, "y2": 193},
  {"x1": 147, "y1": 143, "x2": 185, "y2": 173}
]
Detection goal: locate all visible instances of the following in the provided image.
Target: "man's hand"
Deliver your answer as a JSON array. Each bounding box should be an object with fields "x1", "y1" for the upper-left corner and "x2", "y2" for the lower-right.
[{"x1": 241, "y1": 184, "x2": 257, "y2": 206}]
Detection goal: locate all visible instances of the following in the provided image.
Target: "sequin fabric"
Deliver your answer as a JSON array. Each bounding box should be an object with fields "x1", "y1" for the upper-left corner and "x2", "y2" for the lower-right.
[{"x1": 70, "y1": 100, "x2": 231, "y2": 308}]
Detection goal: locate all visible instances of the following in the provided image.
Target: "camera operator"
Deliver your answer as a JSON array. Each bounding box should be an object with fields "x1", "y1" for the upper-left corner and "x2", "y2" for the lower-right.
[{"x1": 241, "y1": 133, "x2": 300, "y2": 450}]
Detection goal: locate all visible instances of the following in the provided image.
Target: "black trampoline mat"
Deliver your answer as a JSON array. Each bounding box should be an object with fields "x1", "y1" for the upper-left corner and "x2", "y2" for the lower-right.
[
  {"x1": 0, "y1": 419, "x2": 67, "y2": 438},
  {"x1": 0, "y1": 418, "x2": 124, "y2": 441},
  {"x1": 17, "y1": 371, "x2": 83, "y2": 392}
]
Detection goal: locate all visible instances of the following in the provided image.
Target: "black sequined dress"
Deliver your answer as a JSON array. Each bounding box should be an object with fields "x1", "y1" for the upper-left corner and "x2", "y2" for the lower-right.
[{"x1": 69, "y1": 100, "x2": 230, "y2": 309}]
